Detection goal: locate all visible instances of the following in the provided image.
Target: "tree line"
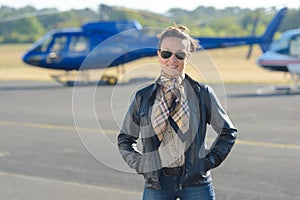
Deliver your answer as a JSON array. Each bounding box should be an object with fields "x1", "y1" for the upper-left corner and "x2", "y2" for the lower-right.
[{"x1": 0, "y1": 4, "x2": 299, "y2": 43}]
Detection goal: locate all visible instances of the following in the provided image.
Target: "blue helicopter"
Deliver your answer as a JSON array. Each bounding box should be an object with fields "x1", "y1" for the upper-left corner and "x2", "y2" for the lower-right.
[{"x1": 22, "y1": 7, "x2": 287, "y2": 85}]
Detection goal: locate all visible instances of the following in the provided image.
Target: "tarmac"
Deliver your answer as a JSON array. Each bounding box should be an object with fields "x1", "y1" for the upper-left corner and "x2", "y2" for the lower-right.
[{"x1": 0, "y1": 80, "x2": 299, "y2": 200}]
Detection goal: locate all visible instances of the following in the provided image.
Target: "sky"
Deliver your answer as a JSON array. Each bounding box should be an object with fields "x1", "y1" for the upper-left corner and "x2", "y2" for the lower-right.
[{"x1": 0, "y1": 0, "x2": 299, "y2": 13}]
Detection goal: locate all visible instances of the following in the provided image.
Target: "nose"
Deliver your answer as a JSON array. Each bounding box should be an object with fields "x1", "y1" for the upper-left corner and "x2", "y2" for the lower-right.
[
  {"x1": 22, "y1": 52, "x2": 42, "y2": 66},
  {"x1": 169, "y1": 53, "x2": 178, "y2": 62}
]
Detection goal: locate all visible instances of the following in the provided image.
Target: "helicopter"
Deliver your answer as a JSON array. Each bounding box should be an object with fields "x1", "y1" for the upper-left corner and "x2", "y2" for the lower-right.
[
  {"x1": 256, "y1": 28, "x2": 300, "y2": 94},
  {"x1": 22, "y1": 7, "x2": 288, "y2": 85}
]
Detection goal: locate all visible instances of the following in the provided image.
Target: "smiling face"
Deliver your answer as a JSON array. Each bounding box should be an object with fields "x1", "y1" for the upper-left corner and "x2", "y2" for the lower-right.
[{"x1": 157, "y1": 37, "x2": 190, "y2": 77}]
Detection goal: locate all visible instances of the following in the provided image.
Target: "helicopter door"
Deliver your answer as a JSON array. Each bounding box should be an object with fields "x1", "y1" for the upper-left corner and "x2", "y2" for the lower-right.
[
  {"x1": 288, "y1": 34, "x2": 300, "y2": 76},
  {"x1": 46, "y1": 35, "x2": 68, "y2": 64},
  {"x1": 66, "y1": 35, "x2": 89, "y2": 68},
  {"x1": 290, "y1": 34, "x2": 300, "y2": 57}
]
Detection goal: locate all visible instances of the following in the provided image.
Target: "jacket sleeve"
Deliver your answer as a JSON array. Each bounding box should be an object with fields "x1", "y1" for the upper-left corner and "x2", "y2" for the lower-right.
[
  {"x1": 117, "y1": 94, "x2": 144, "y2": 174},
  {"x1": 204, "y1": 85, "x2": 238, "y2": 171}
]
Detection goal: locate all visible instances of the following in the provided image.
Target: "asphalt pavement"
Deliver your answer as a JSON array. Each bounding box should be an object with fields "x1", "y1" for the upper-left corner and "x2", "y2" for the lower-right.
[{"x1": 0, "y1": 80, "x2": 299, "y2": 200}]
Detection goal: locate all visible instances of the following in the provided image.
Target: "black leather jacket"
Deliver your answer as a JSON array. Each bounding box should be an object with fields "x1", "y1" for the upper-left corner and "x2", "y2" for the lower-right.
[{"x1": 118, "y1": 75, "x2": 237, "y2": 190}]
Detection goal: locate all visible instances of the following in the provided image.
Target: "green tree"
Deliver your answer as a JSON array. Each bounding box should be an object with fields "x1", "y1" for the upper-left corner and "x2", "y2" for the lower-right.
[
  {"x1": 0, "y1": 17, "x2": 44, "y2": 43},
  {"x1": 279, "y1": 8, "x2": 300, "y2": 31}
]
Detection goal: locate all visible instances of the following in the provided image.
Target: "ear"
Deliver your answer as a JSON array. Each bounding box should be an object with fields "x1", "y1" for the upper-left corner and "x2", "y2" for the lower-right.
[{"x1": 185, "y1": 52, "x2": 191, "y2": 63}]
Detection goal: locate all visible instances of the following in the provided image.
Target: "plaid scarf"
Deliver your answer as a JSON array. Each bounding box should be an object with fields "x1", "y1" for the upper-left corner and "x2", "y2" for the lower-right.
[{"x1": 151, "y1": 74, "x2": 190, "y2": 141}]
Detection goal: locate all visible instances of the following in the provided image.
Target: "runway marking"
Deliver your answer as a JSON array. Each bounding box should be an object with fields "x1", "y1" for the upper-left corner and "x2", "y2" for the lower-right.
[
  {"x1": 1, "y1": 120, "x2": 300, "y2": 150},
  {"x1": 0, "y1": 170, "x2": 140, "y2": 195},
  {"x1": 0, "y1": 120, "x2": 116, "y2": 134},
  {"x1": 236, "y1": 139, "x2": 300, "y2": 150}
]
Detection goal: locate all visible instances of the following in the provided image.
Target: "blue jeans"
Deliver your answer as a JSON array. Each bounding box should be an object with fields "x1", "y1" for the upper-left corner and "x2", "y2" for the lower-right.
[{"x1": 142, "y1": 174, "x2": 215, "y2": 200}]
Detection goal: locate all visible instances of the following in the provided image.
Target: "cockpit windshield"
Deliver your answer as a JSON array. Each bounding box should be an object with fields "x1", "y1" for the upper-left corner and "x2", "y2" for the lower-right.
[
  {"x1": 270, "y1": 33, "x2": 300, "y2": 56},
  {"x1": 28, "y1": 31, "x2": 53, "y2": 53},
  {"x1": 269, "y1": 36, "x2": 289, "y2": 53}
]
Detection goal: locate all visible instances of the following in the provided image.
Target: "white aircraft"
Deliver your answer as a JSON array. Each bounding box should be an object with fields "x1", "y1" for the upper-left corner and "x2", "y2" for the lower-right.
[{"x1": 256, "y1": 28, "x2": 300, "y2": 94}]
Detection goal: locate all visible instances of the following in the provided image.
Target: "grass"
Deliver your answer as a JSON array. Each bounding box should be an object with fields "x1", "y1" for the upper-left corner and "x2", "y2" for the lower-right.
[
  {"x1": 0, "y1": 43, "x2": 28, "y2": 68},
  {"x1": 0, "y1": 43, "x2": 288, "y2": 84}
]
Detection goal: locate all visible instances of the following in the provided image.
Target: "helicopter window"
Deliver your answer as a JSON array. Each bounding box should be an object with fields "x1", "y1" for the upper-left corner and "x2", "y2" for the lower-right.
[
  {"x1": 50, "y1": 36, "x2": 68, "y2": 52},
  {"x1": 69, "y1": 36, "x2": 89, "y2": 52},
  {"x1": 272, "y1": 38, "x2": 289, "y2": 51},
  {"x1": 29, "y1": 33, "x2": 53, "y2": 53},
  {"x1": 290, "y1": 35, "x2": 300, "y2": 57},
  {"x1": 270, "y1": 36, "x2": 289, "y2": 54},
  {"x1": 39, "y1": 36, "x2": 52, "y2": 52}
]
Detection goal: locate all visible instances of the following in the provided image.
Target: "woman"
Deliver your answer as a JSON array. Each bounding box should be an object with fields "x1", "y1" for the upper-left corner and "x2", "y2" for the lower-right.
[{"x1": 118, "y1": 25, "x2": 237, "y2": 200}]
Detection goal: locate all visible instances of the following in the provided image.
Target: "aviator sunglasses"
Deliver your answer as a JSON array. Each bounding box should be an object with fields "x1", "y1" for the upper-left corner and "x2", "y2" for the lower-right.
[{"x1": 159, "y1": 49, "x2": 187, "y2": 60}]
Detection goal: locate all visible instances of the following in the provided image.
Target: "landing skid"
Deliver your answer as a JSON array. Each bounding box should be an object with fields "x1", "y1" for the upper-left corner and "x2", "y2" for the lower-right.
[
  {"x1": 257, "y1": 71, "x2": 300, "y2": 95},
  {"x1": 62, "y1": 76, "x2": 118, "y2": 86},
  {"x1": 256, "y1": 85, "x2": 300, "y2": 95},
  {"x1": 51, "y1": 71, "x2": 118, "y2": 86}
]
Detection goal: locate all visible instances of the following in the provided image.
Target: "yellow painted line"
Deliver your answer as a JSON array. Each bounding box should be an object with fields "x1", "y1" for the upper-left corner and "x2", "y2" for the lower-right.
[
  {"x1": 236, "y1": 139, "x2": 300, "y2": 150},
  {"x1": 1, "y1": 120, "x2": 300, "y2": 150},
  {"x1": 0, "y1": 120, "x2": 117, "y2": 134}
]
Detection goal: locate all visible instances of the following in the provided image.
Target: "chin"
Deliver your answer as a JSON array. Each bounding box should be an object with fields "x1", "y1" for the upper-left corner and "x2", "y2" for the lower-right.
[
  {"x1": 163, "y1": 70, "x2": 182, "y2": 77},
  {"x1": 162, "y1": 68, "x2": 182, "y2": 77}
]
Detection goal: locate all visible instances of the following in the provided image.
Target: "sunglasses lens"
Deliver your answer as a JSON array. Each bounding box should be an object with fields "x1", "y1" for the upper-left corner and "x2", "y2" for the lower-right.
[
  {"x1": 160, "y1": 51, "x2": 172, "y2": 59},
  {"x1": 160, "y1": 50, "x2": 186, "y2": 60},
  {"x1": 175, "y1": 52, "x2": 186, "y2": 60}
]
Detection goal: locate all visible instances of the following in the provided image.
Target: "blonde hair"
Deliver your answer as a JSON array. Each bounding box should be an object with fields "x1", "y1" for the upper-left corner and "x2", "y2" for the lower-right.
[{"x1": 158, "y1": 24, "x2": 200, "y2": 52}]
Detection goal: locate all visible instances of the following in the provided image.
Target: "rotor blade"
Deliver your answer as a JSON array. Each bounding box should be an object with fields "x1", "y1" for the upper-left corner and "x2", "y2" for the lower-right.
[
  {"x1": 246, "y1": 45, "x2": 253, "y2": 59},
  {"x1": 246, "y1": 13, "x2": 259, "y2": 59},
  {"x1": 0, "y1": 9, "x2": 60, "y2": 23}
]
